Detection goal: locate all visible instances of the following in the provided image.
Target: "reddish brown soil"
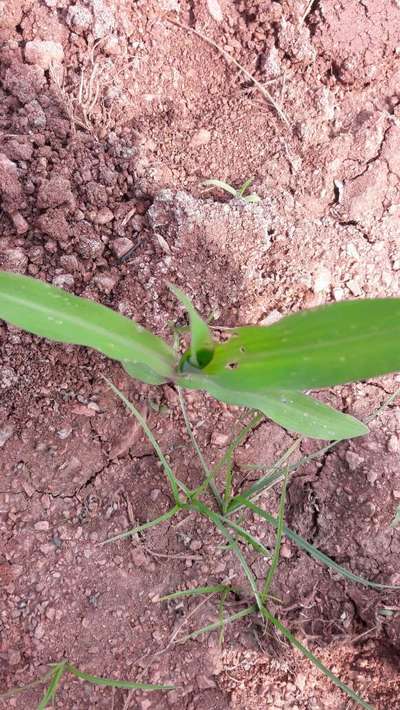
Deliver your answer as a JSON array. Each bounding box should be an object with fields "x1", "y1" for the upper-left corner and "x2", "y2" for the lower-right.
[{"x1": 1, "y1": 1, "x2": 400, "y2": 709}]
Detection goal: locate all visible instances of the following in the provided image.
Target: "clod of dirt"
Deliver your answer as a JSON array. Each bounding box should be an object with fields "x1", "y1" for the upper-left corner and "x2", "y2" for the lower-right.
[
  {"x1": 24, "y1": 40, "x2": 64, "y2": 70},
  {"x1": 148, "y1": 189, "x2": 273, "y2": 322}
]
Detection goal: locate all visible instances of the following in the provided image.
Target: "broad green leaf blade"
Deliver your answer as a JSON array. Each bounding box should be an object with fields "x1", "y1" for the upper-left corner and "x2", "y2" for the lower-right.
[
  {"x1": 169, "y1": 284, "x2": 215, "y2": 368},
  {"x1": 122, "y1": 361, "x2": 167, "y2": 385},
  {"x1": 193, "y1": 299, "x2": 400, "y2": 391},
  {"x1": 66, "y1": 663, "x2": 174, "y2": 691},
  {"x1": 0, "y1": 273, "x2": 175, "y2": 380},
  {"x1": 177, "y1": 374, "x2": 367, "y2": 439}
]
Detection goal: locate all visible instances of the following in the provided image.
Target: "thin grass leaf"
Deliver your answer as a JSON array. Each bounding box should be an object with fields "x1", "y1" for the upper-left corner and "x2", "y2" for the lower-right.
[
  {"x1": 105, "y1": 379, "x2": 188, "y2": 503},
  {"x1": 170, "y1": 284, "x2": 214, "y2": 368},
  {"x1": 237, "y1": 177, "x2": 254, "y2": 197},
  {"x1": 188, "y1": 499, "x2": 263, "y2": 609},
  {"x1": 160, "y1": 584, "x2": 232, "y2": 602},
  {"x1": 177, "y1": 386, "x2": 222, "y2": 507},
  {"x1": 261, "y1": 472, "x2": 288, "y2": 603},
  {"x1": 38, "y1": 662, "x2": 66, "y2": 710},
  {"x1": 236, "y1": 497, "x2": 399, "y2": 590},
  {"x1": 176, "y1": 604, "x2": 257, "y2": 643},
  {"x1": 201, "y1": 178, "x2": 238, "y2": 197},
  {"x1": 244, "y1": 193, "x2": 261, "y2": 203},
  {"x1": 103, "y1": 505, "x2": 180, "y2": 545},
  {"x1": 0, "y1": 273, "x2": 175, "y2": 381},
  {"x1": 260, "y1": 609, "x2": 374, "y2": 710},
  {"x1": 66, "y1": 663, "x2": 174, "y2": 691},
  {"x1": 192, "y1": 412, "x2": 263, "y2": 499},
  {"x1": 229, "y1": 438, "x2": 300, "y2": 511},
  {"x1": 218, "y1": 587, "x2": 230, "y2": 645},
  {"x1": 223, "y1": 517, "x2": 271, "y2": 557},
  {"x1": 222, "y1": 456, "x2": 233, "y2": 514}
]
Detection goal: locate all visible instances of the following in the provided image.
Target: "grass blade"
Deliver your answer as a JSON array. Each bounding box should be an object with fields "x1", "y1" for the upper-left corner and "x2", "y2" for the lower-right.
[
  {"x1": 176, "y1": 605, "x2": 257, "y2": 643},
  {"x1": 261, "y1": 472, "x2": 288, "y2": 603},
  {"x1": 160, "y1": 584, "x2": 232, "y2": 601},
  {"x1": 105, "y1": 379, "x2": 188, "y2": 503},
  {"x1": 66, "y1": 663, "x2": 174, "y2": 691},
  {"x1": 261, "y1": 609, "x2": 374, "y2": 710},
  {"x1": 177, "y1": 386, "x2": 222, "y2": 507},
  {"x1": 201, "y1": 179, "x2": 238, "y2": 197},
  {"x1": 38, "y1": 662, "x2": 66, "y2": 709},
  {"x1": 235, "y1": 497, "x2": 398, "y2": 590},
  {"x1": 103, "y1": 505, "x2": 180, "y2": 545},
  {"x1": 170, "y1": 284, "x2": 215, "y2": 369}
]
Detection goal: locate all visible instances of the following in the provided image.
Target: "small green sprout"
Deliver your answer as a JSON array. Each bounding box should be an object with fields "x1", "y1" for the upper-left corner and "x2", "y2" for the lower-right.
[{"x1": 202, "y1": 177, "x2": 261, "y2": 203}]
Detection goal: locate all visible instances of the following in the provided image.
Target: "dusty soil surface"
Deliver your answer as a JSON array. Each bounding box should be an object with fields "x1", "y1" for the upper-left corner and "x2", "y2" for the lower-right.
[{"x1": 1, "y1": 1, "x2": 400, "y2": 708}]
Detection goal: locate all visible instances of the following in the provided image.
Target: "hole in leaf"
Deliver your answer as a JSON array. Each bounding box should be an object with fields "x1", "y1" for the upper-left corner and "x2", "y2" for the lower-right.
[
  {"x1": 239, "y1": 346, "x2": 246, "y2": 353},
  {"x1": 226, "y1": 361, "x2": 239, "y2": 370}
]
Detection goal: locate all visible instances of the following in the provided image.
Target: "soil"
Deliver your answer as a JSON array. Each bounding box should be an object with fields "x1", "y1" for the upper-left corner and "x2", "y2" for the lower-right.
[{"x1": 1, "y1": 1, "x2": 400, "y2": 708}]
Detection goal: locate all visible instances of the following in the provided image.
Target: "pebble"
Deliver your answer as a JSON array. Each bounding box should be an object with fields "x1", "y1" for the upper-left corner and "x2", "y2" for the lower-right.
[
  {"x1": 0, "y1": 425, "x2": 14, "y2": 448},
  {"x1": 211, "y1": 431, "x2": 230, "y2": 447},
  {"x1": 206, "y1": 0, "x2": 223, "y2": 22},
  {"x1": 52, "y1": 273, "x2": 75, "y2": 289},
  {"x1": 11, "y1": 212, "x2": 29, "y2": 234},
  {"x1": 313, "y1": 266, "x2": 331, "y2": 293},
  {"x1": 34, "y1": 520, "x2": 50, "y2": 531},
  {"x1": 111, "y1": 237, "x2": 134, "y2": 258},
  {"x1": 24, "y1": 40, "x2": 64, "y2": 70},
  {"x1": 94, "y1": 272, "x2": 118, "y2": 293},
  {"x1": 66, "y1": 4, "x2": 93, "y2": 34},
  {"x1": 388, "y1": 434, "x2": 400, "y2": 453},
  {"x1": 93, "y1": 206, "x2": 114, "y2": 224},
  {"x1": 191, "y1": 128, "x2": 211, "y2": 147}
]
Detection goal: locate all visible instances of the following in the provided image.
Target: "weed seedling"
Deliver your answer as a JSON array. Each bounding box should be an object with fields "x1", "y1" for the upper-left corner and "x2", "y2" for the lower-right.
[{"x1": 202, "y1": 177, "x2": 261, "y2": 203}]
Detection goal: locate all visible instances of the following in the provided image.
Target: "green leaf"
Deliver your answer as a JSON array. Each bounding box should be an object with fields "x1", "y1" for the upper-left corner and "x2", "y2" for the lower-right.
[
  {"x1": 0, "y1": 273, "x2": 175, "y2": 381},
  {"x1": 191, "y1": 299, "x2": 400, "y2": 391},
  {"x1": 169, "y1": 284, "x2": 215, "y2": 368},
  {"x1": 38, "y1": 662, "x2": 66, "y2": 710},
  {"x1": 202, "y1": 179, "x2": 238, "y2": 197},
  {"x1": 66, "y1": 663, "x2": 173, "y2": 691},
  {"x1": 122, "y1": 361, "x2": 168, "y2": 385},
  {"x1": 177, "y1": 374, "x2": 367, "y2": 439}
]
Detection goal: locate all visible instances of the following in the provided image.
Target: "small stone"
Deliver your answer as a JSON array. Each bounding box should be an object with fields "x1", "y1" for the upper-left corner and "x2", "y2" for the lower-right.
[
  {"x1": 191, "y1": 129, "x2": 211, "y2": 147},
  {"x1": 333, "y1": 286, "x2": 344, "y2": 301},
  {"x1": 206, "y1": 0, "x2": 223, "y2": 21},
  {"x1": 0, "y1": 367, "x2": 18, "y2": 389},
  {"x1": 347, "y1": 278, "x2": 362, "y2": 296},
  {"x1": 313, "y1": 266, "x2": 331, "y2": 293},
  {"x1": 0, "y1": 425, "x2": 14, "y2": 448},
  {"x1": 25, "y1": 41, "x2": 64, "y2": 70},
  {"x1": 52, "y1": 273, "x2": 74, "y2": 289},
  {"x1": 211, "y1": 431, "x2": 230, "y2": 447},
  {"x1": 34, "y1": 623, "x2": 45, "y2": 639},
  {"x1": 8, "y1": 650, "x2": 21, "y2": 666},
  {"x1": 11, "y1": 212, "x2": 29, "y2": 234},
  {"x1": 94, "y1": 273, "x2": 118, "y2": 293},
  {"x1": 111, "y1": 237, "x2": 134, "y2": 259},
  {"x1": 393, "y1": 490, "x2": 400, "y2": 499},
  {"x1": 67, "y1": 4, "x2": 93, "y2": 34},
  {"x1": 388, "y1": 435, "x2": 400, "y2": 453},
  {"x1": 345, "y1": 451, "x2": 364, "y2": 468},
  {"x1": 367, "y1": 470, "x2": 378, "y2": 484},
  {"x1": 190, "y1": 540, "x2": 202, "y2": 551},
  {"x1": 93, "y1": 206, "x2": 114, "y2": 224},
  {"x1": 280, "y1": 542, "x2": 292, "y2": 558},
  {"x1": 34, "y1": 520, "x2": 50, "y2": 531}
]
